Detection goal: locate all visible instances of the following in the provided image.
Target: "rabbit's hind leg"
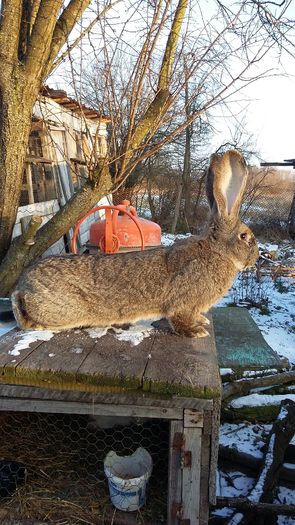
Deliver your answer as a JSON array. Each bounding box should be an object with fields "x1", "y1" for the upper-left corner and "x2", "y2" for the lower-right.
[{"x1": 169, "y1": 313, "x2": 209, "y2": 338}]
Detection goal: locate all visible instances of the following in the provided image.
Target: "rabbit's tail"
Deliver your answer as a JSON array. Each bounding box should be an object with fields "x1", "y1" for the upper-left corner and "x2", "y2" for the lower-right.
[{"x1": 11, "y1": 291, "x2": 34, "y2": 329}]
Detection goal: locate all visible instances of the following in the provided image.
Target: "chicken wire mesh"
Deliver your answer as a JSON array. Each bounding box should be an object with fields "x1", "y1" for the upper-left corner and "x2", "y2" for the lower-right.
[{"x1": 0, "y1": 411, "x2": 169, "y2": 524}]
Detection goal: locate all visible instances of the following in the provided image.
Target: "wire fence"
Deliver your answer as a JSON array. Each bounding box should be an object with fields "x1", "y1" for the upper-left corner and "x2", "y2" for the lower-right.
[
  {"x1": 132, "y1": 169, "x2": 295, "y2": 242},
  {"x1": 0, "y1": 411, "x2": 168, "y2": 524},
  {"x1": 242, "y1": 170, "x2": 295, "y2": 241}
]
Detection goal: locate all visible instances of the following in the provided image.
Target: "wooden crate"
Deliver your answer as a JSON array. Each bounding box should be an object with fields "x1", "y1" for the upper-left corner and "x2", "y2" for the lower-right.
[{"x1": 0, "y1": 320, "x2": 221, "y2": 525}]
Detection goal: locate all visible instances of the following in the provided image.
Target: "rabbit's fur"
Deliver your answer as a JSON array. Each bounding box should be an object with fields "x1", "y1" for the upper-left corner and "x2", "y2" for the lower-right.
[{"x1": 12, "y1": 150, "x2": 259, "y2": 338}]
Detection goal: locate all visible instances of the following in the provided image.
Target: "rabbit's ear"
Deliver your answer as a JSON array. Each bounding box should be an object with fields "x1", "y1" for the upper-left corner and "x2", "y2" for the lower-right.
[{"x1": 206, "y1": 150, "x2": 247, "y2": 219}]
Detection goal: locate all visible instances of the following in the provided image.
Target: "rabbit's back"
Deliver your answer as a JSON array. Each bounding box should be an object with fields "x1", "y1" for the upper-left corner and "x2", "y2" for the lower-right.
[{"x1": 13, "y1": 248, "x2": 171, "y2": 330}]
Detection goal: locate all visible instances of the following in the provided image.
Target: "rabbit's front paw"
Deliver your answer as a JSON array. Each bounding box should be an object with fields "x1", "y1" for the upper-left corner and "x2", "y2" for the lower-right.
[
  {"x1": 192, "y1": 325, "x2": 210, "y2": 338},
  {"x1": 169, "y1": 314, "x2": 210, "y2": 338},
  {"x1": 198, "y1": 314, "x2": 210, "y2": 326},
  {"x1": 181, "y1": 325, "x2": 210, "y2": 338}
]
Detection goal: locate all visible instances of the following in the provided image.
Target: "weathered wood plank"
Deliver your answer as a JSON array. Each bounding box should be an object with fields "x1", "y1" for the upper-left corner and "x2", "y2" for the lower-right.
[
  {"x1": 209, "y1": 398, "x2": 221, "y2": 505},
  {"x1": 76, "y1": 332, "x2": 154, "y2": 389},
  {"x1": 0, "y1": 329, "x2": 45, "y2": 375},
  {"x1": 0, "y1": 324, "x2": 221, "y2": 400},
  {"x1": 199, "y1": 433, "x2": 211, "y2": 525},
  {"x1": 143, "y1": 318, "x2": 221, "y2": 398},
  {"x1": 13, "y1": 330, "x2": 96, "y2": 384},
  {"x1": 168, "y1": 420, "x2": 183, "y2": 525},
  {"x1": 184, "y1": 409, "x2": 204, "y2": 428},
  {"x1": 0, "y1": 397, "x2": 183, "y2": 419},
  {"x1": 0, "y1": 384, "x2": 214, "y2": 410},
  {"x1": 182, "y1": 426, "x2": 202, "y2": 524}
]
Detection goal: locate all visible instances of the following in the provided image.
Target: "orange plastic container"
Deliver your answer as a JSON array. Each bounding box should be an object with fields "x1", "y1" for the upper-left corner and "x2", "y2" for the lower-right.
[{"x1": 89, "y1": 200, "x2": 161, "y2": 252}]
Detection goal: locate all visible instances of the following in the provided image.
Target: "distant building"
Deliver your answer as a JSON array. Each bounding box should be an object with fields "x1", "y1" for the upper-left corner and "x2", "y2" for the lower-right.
[{"x1": 13, "y1": 87, "x2": 110, "y2": 256}]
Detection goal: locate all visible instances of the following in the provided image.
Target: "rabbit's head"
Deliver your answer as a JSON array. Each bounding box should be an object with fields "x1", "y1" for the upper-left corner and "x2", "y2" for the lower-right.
[{"x1": 206, "y1": 150, "x2": 259, "y2": 270}]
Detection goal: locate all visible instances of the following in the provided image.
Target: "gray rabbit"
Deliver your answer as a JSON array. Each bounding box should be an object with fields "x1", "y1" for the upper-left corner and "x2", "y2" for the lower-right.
[{"x1": 12, "y1": 150, "x2": 259, "y2": 337}]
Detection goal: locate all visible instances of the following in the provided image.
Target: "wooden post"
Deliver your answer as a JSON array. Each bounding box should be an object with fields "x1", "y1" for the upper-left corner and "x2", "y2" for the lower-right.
[
  {"x1": 26, "y1": 164, "x2": 34, "y2": 204},
  {"x1": 168, "y1": 420, "x2": 183, "y2": 525},
  {"x1": 181, "y1": 409, "x2": 203, "y2": 525}
]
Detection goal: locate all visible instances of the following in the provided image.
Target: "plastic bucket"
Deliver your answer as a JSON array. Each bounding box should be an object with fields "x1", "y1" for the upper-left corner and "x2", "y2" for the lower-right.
[{"x1": 104, "y1": 447, "x2": 153, "y2": 511}]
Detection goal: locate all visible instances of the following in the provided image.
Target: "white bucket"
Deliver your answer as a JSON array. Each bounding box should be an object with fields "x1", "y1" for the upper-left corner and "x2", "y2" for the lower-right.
[{"x1": 104, "y1": 447, "x2": 153, "y2": 511}]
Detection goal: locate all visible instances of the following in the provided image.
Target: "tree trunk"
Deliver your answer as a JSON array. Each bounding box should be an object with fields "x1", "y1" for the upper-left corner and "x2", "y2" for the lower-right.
[
  {"x1": 288, "y1": 191, "x2": 295, "y2": 240},
  {"x1": 183, "y1": 124, "x2": 192, "y2": 231},
  {"x1": 182, "y1": 78, "x2": 192, "y2": 232},
  {"x1": 171, "y1": 181, "x2": 183, "y2": 234},
  {"x1": 0, "y1": 72, "x2": 39, "y2": 260},
  {"x1": 0, "y1": 164, "x2": 112, "y2": 296}
]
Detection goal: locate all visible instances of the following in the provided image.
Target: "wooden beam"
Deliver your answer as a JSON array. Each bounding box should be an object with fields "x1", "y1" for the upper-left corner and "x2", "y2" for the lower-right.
[
  {"x1": 26, "y1": 156, "x2": 53, "y2": 164},
  {"x1": 168, "y1": 420, "x2": 183, "y2": 525},
  {"x1": 0, "y1": 397, "x2": 183, "y2": 419}
]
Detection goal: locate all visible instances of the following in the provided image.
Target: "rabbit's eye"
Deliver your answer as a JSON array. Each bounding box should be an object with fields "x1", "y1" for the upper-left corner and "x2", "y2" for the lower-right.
[{"x1": 240, "y1": 232, "x2": 248, "y2": 240}]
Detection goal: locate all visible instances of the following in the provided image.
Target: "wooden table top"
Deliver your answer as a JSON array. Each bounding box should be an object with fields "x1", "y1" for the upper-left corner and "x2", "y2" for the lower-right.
[{"x1": 0, "y1": 318, "x2": 221, "y2": 399}]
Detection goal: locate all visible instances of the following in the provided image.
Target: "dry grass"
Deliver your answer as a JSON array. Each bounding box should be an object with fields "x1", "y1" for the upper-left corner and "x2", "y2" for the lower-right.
[{"x1": 0, "y1": 412, "x2": 168, "y2": 524}]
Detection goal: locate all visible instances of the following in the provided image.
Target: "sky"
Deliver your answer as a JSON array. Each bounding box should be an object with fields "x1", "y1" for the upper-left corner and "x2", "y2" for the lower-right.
[
  {"x1": 51, "y1": 0, "x2": 295, "y2": 168},
  {"x1": 245, "y1": 72, "x2": 295, "y2": 163},
  {"x1": 212, "y1": 54, "x2": 295, "y2": 165},
  {"x1": 203, "y1": 0, "x2": 295, "y2": 166}
]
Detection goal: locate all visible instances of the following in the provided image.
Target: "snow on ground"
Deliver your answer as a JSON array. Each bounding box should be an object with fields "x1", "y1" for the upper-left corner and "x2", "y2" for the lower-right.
[
  {"x1": 220, "y1": 422, "x2": 267, "y2": 459},
  {"x1": 218, "y1": 422, "x2": 295, "y2": 524},
  {"x1": 218, "y1": 240, "x2": 295, "y2": 364},
  {"x1": 250, "y1": 278, "x2": 295, "y2": 365},
  {"x1": 215, "y1": 467, "x2": 295, "y2": 524},
  {"x1": 161, "y1": 232, "x2": 191, "y2": 246}
]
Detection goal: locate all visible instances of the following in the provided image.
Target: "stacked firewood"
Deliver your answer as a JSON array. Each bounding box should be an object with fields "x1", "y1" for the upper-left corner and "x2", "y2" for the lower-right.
[{"x1": 212, "y1": 371, "x2": 295, "y2": 524}]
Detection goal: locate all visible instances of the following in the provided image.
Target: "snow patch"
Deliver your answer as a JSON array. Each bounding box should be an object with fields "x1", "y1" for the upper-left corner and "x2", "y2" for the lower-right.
[
  {"x1": 86, "y1": 320, "x2": 157, "y2": 346},
  {"x1": 220, "y1": 368, "x2": 234, "y2": 376},
  {"x1": 70, "y1": 346, "x2": 83, "y2": 354},
  {"x1": 86, "y1": 327, "x2": 108, "y2": 339},
  {"x1": 220, "y1": 423, "x2": 267, "y2": 459},
  {"x1": 242, "y1": 369, "x2": 278, "y2": 378},
  {"x1": 231, "y1": 393, "x2": 295, "y2": 409},
  {"x1": 112, "y1": 320, "x2": 155, "y2": 346},
  {"x1": 9, "y1": 330, "x2": 55, "y2": 356},
  {"x1": 161, "y1": 233, "x2": 191, "y2": 246}
]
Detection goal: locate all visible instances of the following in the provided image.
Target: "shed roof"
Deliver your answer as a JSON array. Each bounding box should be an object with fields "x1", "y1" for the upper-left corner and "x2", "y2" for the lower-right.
[{"x1": 40, "y1": 86, "x2": 110, "y2": 123}]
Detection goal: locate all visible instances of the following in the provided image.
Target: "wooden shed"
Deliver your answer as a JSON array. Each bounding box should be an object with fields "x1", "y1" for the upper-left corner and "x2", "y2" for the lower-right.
[{"x1": 13, "y1": 87, "x2": 110, "y2": 256}]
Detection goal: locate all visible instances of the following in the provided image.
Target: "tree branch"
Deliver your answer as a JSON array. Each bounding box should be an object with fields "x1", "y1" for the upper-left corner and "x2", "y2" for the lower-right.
[
  {"x1": 46, "y1": 0, "x2": 92, "y2": 76},
  {"x1": 158, "y1": 0, "x2": 188, "y2": 90},
  {"x1": 222, "y1": 371, "x2": 295, "y2": 401},
  {"x1": 0, "y1": 0, "x2": 22, "y2": 63},
  {"x1": 215, "y1": 498, "x2": 295, "y2": 517},
  {"x1": 51, "y1": 0, "x2": 121, "y2": 73},
  {"x1": 117, "y1": 0, "x2": 188, "y2": 181},
  {"x1": 25, "y1": 0, "x2": 63, "y2": 76},
  {"x1": 21, "y1": 215, "x2": 43, "y2": 245}
]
